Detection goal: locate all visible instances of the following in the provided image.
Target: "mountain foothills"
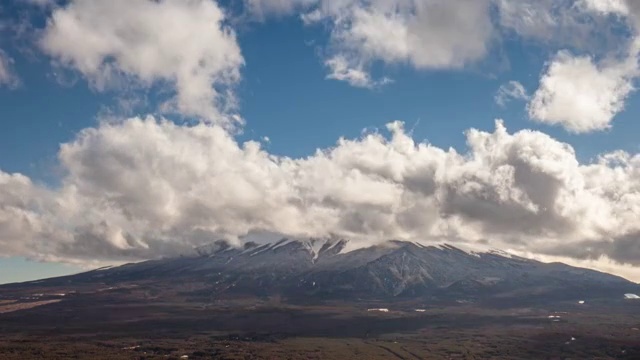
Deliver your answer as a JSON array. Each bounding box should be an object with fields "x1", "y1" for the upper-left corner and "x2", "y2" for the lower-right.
[
  {"x1": 2, "y1": 239, "x2": 640, "y2": 359},
  {"x1": 4, "y1": 238, "x2": 637, "y2": 303}
]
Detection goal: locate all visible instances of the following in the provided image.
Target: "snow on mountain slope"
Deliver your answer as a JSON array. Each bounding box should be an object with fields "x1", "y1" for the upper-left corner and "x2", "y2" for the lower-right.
[{"x1": 6, "y1": 238, "x2": 637, "y2": 302}]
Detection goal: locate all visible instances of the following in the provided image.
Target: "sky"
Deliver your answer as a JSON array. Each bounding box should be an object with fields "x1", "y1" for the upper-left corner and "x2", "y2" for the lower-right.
[{"x1": 1, "y1": 0, "x2": 640, "y2": 284}]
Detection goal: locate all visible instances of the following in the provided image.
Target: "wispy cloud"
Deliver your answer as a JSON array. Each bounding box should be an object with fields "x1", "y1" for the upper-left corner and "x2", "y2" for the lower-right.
[
  {"x1": 495, "y1": 81, "x2": 529, "y2": 107},
  {"x1": 0, "y1": 49, "x2": 20, "y2": 88}
]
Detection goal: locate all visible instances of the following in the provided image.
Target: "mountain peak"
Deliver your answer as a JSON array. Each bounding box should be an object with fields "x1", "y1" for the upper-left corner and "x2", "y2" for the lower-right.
[
  {"x1": 8, "y1": 237, "x2": 636, "y2": 303},
  {"x1": 194, "y1": 238, "x2": 513, "y2": 263},
  {"x1": 193, "y1": 236, "x2": 349, "y2": 262}
]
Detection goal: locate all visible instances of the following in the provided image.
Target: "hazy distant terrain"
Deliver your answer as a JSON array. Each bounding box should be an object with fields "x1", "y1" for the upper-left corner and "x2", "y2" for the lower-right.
[{"x1": 1, "y1": 239, "x2": 639, "y2": 359}]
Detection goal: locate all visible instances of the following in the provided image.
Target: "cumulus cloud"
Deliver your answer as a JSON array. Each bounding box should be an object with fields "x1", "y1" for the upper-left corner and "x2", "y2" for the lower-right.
[
  {"x1": 0, "y1": 172, "x2": 68, "y2": 260},
  {"x1": 303, "y1": 0, "x2": 493, "y2": 86},
  {"x1": 524, "y1": 0, "x2": 640, "y2": 133},
  {"x1": 528, "y1": 50, "x2": 637, "y2": 132},
  {"x1": 0, "y1": 50, "x2": 20, "y2": 88},
  {"x1": 497, "y1": 0, "x2": 577, "y2": 42},
  {"x1": 39, "y1": 0, "x2": 244, "y2": 126},
  {"x1": 240, "y1": 0, "x2": 636, "y2": 90},
  {"x1": 2, "y1": 0, "x2": 639, "y2": 281},
  {"x1": 1, "y1": 116, "x2": 640, "y2": 276},
  {"x1": 238, "y1": 0, "x2": 499, "y2": 86},
  {"x1": 495, "y1": 0, "x2": 625, "y2": 50},
  {"x1": 324, "y1": 55, "x2": 391, "y2": 88},
  {"x1": 579, "y1": 0, "x2": 629, "y2": 16},
  {"x1": 495, "y1": 81, "x2": 529, "y2": 107}
]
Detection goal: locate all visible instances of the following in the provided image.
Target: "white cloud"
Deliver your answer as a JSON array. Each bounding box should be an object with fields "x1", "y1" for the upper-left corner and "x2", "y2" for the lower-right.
[
  {"x1": 524, "y1": 0, "x2": 640, "y2": 133},
  {"x1": 2, "y1": 0, "x2": 640, "y2": 282},
  {"x1": 243, "y1": 0, "x2": 635, "y2": 90},
  {"x1": 303, "y1": 0, "x2": 493, "y2": 85},
  {"x1": 496, "y1": 0, "x2": 569, "y2": 41},
  {"x1": 578, "y1": 0, "x2": 629, "y2": 16},
  {"x1": 0, "y1": 50, "x2": 20, "y2": 88},
  {"x1": 40, "y1": 0, "x2": 244, "y2": 126},
  {"x1": 494, "y1": 0, "x2": 618, "y2": 50},
  {"x1": 495, "y1": 81, "x2": 529, "y2": 107},
  {"x1": 324, "y1": 55, "x2": 391, "y2": 88},
  {"x1": 0, "y1": 172, "x2": 68, "y2": 260},
  {"x1": 1, "y1": 116, "x2": 640, "y2": 278},
  {"x1": 244, "y1": 0, "x2": 316, "y2": 19},
  {"x1": 528, "y1": 50, "x2": 636, "y2": 133},
  {"x1": 22, "y1": 0, "x2": 58, "y2": 8}
]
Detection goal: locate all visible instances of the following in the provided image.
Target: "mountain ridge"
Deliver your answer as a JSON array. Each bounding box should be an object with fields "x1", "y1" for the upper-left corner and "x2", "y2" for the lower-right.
[{"x1": 3, "y1": 238, "x2": 637, "y2": 306}]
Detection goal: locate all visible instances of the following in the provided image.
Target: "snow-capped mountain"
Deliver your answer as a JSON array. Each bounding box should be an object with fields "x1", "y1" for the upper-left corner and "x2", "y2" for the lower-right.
[
  {"x1": 194, "y1": 237, "x2": 349, "y2": 264},
  {"x1": 6, "y1": 238, "x2": 638, "y2": 303}
]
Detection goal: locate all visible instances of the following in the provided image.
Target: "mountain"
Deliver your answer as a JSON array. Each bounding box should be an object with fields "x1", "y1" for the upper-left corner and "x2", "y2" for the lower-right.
[{"x1": 4, "y1": 239, "x2": 637, "y2": 305}]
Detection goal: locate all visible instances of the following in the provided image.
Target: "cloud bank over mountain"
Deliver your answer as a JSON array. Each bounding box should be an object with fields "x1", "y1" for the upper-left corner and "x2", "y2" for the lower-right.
[
  {"x1": 1, "y1": 116, "x2": 640, "y2": 276},
  {"x1": 0, "y1": 0, "x2": 639, "y2": 279}
]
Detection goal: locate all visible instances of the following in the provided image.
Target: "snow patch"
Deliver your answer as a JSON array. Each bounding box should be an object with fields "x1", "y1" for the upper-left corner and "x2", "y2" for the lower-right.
[
  {"x1": 271, "y1": 238, "x2": 294, "y2": 250},
  {"x1": 434, "y1": 243, "x2": 482, "y2": 258},
  {"x1": 488, "y1": 249, "x2": 515, "y2": 259},
  {"x1": 240, "y1": 245, "x2": 260, "y2": 255},
  {"x1": 412, "y1": 241, "x2": 427, "y2": 249},
  {"x1": 248, "y1": 244, "x2": 274, "y2": 257},
  {"x1": 247, "y1": 237, "x2": 345, "y2": 262},
  {"x1": 303, "y1": 239, "x2": 327, "y2": 261},
  {"x1": 368, "y1": 308, "x2": 389, "y2": 312},
  {"x1": 94, "y1": 266, "x2": 114, "y2": 272}
]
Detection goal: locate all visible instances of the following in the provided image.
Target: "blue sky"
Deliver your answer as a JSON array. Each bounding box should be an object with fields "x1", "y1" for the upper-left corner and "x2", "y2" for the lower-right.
[{"x1": 1, "y1": 0, "x2": 640, "y2": 284}]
